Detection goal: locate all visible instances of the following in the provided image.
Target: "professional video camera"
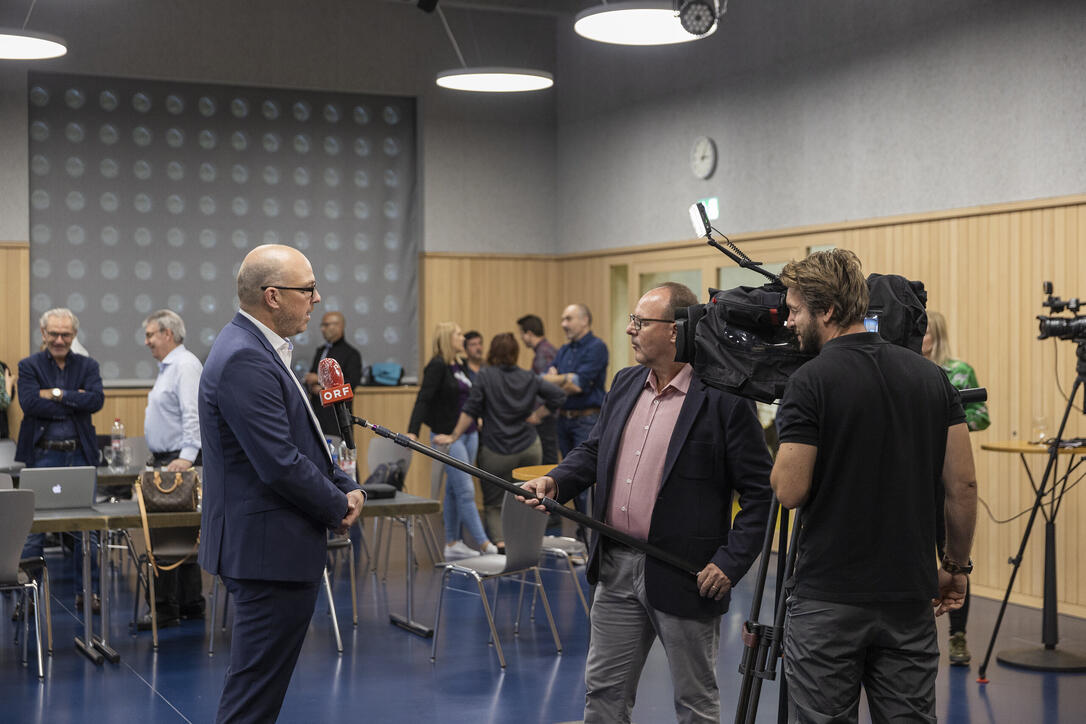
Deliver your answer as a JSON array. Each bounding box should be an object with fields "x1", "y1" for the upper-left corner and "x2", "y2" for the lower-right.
[
  {"x1": 1038, "y1": 281, "x2": 1086, "y2": 341},
  {"x1": 674, "y1": 203, "x2": 928, "y2": 403}
]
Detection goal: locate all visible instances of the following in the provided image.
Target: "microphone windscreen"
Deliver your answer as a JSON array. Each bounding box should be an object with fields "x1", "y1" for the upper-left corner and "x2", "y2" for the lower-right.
[{"x1": 317, "y1": 357, "x2": 345, "y2": 388}]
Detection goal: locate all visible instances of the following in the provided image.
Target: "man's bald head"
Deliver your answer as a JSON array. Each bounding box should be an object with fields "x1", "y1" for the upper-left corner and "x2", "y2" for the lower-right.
[
  {"x1": 236, "y1": 244, "x2": 320, "y2": 338},
  {"x1": 237, "y1": 244, "x2": 310, "y2": 310}
]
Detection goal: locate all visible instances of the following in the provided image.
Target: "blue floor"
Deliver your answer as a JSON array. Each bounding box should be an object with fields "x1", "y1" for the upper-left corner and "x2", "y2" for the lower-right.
[{"x1": 2, "y1": 526, "x2": 1084, "y2": 723}]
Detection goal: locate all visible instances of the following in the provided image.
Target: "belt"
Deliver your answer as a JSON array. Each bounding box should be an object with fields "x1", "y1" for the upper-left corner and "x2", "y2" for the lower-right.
[
  {"x1": 37, "y1": 439, "x2": 78, "y2": 452},
  {"x1": 558, "y1": 407, "x2": 601, "y2": 419}
]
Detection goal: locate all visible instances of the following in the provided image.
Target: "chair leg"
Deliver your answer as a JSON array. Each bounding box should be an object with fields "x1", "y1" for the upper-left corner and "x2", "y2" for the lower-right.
[
  {"x1": 566, "y1": 554, "x2": 590, "y2": 616},
  {"x1": 372, "y1": 518, "x2": 384, "y2": 572},
  {"x1": 430, "y1": 567, "x2": 453, "y2": 663},
  {"x1": 323, "y1": 568, "x2": 343, "y2": 654},
  {"x1": 533, "y1": 568, "x2": 562, "y2": 653},
  {"x1": 348, "y1": 546, "x2": 358, "y2": 626},
  {"x1": 41, "y1": 565, "x2": 53, "y2": 655},
  {"x1": 417, "y1": 515, "x2": 441, "y2": 564},
  {"x1": 514, "y1": 572, "x2": 528, "y2": 635},
  {"x1": 380, "y1": 519, "x2": 395, "y2": 580},
  {"x1": 476, "y1": 576, "x2": 506, "y2": 668},
  {"x1": 148, "y1": 564, "x2": 159, "y2": 650},
  {"x1": 21, "y1": 588, "x2": 29, "y2": 669},
  {"x1": 31, "y1": 583, "x2": 43, "y2": 679}
]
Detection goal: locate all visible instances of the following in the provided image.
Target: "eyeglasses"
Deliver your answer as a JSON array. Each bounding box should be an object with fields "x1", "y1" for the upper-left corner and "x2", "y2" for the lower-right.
[
  {"x1": 261, "y1": 284, "x2": 318, "y2": 298},
  {"x1": 628, "y1": 314, "x2": 674, "y2": 331},
  {"x1": 44, "y1": 330, "x2": 74, "y2": 340}
]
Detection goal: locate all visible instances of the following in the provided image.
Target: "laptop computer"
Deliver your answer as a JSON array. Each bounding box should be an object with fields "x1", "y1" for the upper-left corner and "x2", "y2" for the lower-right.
[{"x1": 20, "y1": 466, "x2": 98, "y2": 511}]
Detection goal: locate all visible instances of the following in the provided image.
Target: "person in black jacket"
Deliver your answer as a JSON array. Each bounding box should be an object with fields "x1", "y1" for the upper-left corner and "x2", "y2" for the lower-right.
[
  {"x1": 304, "y1": 311, "x2": 362, "y2": 437},
  {"x1": 407, "y1": 322, "x2": 496, "y2": 560},
  {"x1": 435, "y1": 333, "x2": 565, "y2": 547}
]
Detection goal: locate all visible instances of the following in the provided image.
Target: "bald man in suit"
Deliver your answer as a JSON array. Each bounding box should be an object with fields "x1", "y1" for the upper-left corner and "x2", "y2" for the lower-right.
[{"x1": 199, "y1": 244, "x2": 364, "y2": 723}]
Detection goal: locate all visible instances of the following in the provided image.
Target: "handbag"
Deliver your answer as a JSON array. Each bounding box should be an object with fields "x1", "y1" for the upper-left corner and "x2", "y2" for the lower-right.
[
  {"x1": 134, "y1": 469, "x2": 201, "y2": 573},
  {"x1": 138, "y1": 469, "x2": 200, "y2": 513}
]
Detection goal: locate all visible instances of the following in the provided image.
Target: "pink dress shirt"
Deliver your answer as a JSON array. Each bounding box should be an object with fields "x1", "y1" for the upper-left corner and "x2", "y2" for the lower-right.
[{"x1": 605, "y1": 364, "x2": 693, "y2": 541}]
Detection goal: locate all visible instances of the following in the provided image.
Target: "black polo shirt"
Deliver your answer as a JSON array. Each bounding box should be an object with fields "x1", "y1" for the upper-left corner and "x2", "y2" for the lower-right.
[{"x1": 776, "y1": 332, "x2": 965, "y2": 602}]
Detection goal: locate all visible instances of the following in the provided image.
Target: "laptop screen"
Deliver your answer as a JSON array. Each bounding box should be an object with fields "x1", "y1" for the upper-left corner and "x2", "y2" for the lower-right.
[{"x1": 19, "y1": 466, "x2": 98, "y2": 510}]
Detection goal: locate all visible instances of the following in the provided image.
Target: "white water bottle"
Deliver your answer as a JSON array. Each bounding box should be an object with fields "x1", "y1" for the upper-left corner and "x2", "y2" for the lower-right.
[{"x1": 110, "y1": 418, "x2": 126, "y2": 472}]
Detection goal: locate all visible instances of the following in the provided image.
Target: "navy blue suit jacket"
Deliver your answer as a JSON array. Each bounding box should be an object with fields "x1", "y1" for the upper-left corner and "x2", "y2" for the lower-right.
[
  {"x1": 198, "y1": 313, "x2": 360, "y2": 583},
  {"x1": 15, "y1": 350, "x2": 104, "y2": 465},
  {"x1": 551, "y1": 364, "x2": 772, "y2": 619}
]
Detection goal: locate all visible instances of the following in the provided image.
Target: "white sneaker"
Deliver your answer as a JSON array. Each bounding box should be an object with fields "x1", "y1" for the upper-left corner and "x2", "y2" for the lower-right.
[
  {"x1": 444, "y1": 541, "x2": 481, "y2": 560},
  {"x1": 482, "y1": 542, "x2": 499, "y2": 555}
]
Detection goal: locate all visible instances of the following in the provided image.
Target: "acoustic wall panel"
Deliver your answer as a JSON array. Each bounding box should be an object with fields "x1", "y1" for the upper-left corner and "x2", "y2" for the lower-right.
[{"x1": 27, "y1": 71, "x2": 418, "y2": 382}]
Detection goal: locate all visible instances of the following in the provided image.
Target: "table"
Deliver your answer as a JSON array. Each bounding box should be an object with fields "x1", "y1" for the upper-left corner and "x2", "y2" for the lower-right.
[
  {"x1": 363, "y1": 492, "x2": 441, "y2": 636},
  {"x1": 980, "y1": 440, "x2": 1086, "y2": 672},
  {"x1": 511, "y1": 464, "x2": 557, "y2": 482}
]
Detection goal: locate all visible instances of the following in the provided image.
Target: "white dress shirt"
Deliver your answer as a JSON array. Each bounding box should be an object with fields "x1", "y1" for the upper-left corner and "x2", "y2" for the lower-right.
[{"x1": 144, "y1": 344, "x2": 203, "y2": 462}]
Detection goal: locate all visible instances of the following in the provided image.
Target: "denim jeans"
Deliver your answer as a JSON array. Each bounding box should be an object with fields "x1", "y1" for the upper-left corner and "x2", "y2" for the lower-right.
[
  {"x1": 434, "y1": 431, "x2": 489, "y2": 546},
  {"x1": 557, "y1": 413, "x2": 599, "y2": 535},
  {"x1": 21, "y1": 447, "x2": 100, "y2": 594}
]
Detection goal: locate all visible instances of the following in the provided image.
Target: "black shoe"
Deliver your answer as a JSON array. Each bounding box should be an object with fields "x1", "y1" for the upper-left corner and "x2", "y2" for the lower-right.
[
  {"x1": 135, "y1": 613, "x2": 180, "y2": 631},
  {"x1": 11, "y1": 600, "x2": 34, "y2": 621},
  {"x1": 75, "y1": 593, "x2": 101, "y2": 614},
  {"x1": 180, "y1": 607, "x2": 205, "y2": 621}
]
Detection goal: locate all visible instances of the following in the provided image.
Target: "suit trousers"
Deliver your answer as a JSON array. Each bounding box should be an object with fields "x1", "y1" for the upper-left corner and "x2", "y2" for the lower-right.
[
  {"x1": 584, "y1": 543, "x2": 721, "y2": 724},
  {"x1": 215, "y1": 576, "x2": 321, "y2": 724},
  {"x1": 784, "y1": 596, "x2": 938, "y2": 724}
]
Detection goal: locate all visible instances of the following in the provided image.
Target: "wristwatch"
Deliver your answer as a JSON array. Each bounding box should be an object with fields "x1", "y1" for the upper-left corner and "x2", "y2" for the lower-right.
[
  {"x1": 941, "y1": 556, "x2": 973, "y2": 575},
  {"x1": 51, "y1": 387, "x2": 62, "y2": 401}
]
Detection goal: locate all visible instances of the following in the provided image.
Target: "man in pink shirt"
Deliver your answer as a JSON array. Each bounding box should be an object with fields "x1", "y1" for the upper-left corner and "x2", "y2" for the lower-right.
[{"x1": 521, "y1": 283, "x2": 772, "y2": 724}]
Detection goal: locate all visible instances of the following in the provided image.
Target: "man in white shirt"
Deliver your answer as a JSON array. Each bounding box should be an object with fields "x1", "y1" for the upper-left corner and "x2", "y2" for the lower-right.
[{"x1": 140, "y1": 309, "x2": 205, "y2": 627}]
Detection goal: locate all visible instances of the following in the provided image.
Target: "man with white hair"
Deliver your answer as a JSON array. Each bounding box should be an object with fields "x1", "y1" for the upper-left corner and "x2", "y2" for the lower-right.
[
  {"x1": 138, "y1": 309, "x2": 205, "y2": 628},
  {"x1": 16, "y1": 308, "x2": 105, "y2": 613}
]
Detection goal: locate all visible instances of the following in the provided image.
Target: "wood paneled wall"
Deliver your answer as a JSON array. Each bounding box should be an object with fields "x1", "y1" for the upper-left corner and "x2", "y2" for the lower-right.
[
  {"x1": 0, "y1": 243, "x2": 30, "y2": 434},
  {"x1": 6, "y1": 193, "x2": 1086, "y2": 615}
]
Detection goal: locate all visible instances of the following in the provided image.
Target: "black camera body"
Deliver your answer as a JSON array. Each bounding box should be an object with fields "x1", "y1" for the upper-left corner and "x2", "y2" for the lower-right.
[
  {"x1": 675, "y1": 274, "x2": 928, "y2": 403},
  {"x1": 1038, "y1": 281, "x2": 1086, "y2": 341}
]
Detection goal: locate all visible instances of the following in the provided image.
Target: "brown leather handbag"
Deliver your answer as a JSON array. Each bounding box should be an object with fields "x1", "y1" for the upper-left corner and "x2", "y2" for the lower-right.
[{"x1": 138, "y1": 469, "x2": 199, "y2": 513}]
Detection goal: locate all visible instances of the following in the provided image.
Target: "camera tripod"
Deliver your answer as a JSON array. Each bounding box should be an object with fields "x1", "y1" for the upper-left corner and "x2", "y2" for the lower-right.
[{"x1": 977, "y1": 342, "x2": 1086, "y2": 679}]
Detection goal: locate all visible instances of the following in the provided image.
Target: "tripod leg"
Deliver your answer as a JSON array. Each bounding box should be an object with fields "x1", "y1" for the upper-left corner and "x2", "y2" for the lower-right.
[{"x1": 733, "y1": 500, "x2": 781, "y2": 724}]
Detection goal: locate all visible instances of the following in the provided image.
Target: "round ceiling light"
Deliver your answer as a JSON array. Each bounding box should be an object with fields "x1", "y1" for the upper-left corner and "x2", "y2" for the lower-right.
[
  {"x1": 574, "y1": 2, "x2": 717, "y2": 46},
  {"x1": 435, "y1": 68, "x2": 554, "y2": 93},
  {"x1": 0, "y1": 28, "x2": 67, "y2": 60}
]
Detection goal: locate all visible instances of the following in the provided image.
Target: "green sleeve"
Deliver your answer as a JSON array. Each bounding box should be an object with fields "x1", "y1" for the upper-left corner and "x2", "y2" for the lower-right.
[{"x1": 943, "y1": 359, "x2": 989, "y2": 431}]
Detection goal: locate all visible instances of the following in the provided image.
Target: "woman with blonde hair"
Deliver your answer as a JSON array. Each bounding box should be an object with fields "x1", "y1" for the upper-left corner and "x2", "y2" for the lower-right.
[
  {"x1": 923, "y1": 310, "x2": 989, "y2": 667},
  {"x1": 407, "y1": 322, "x2": 496, "y2": 560}
]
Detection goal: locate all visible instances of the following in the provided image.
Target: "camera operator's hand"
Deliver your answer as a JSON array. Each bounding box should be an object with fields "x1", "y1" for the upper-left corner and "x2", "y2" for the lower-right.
[
  {"x1": 932, "y1": 569, "x2": 968, "y2": 616},
  {"x1": 697, "y1": 563, "x2": 732, "y2": 601}
]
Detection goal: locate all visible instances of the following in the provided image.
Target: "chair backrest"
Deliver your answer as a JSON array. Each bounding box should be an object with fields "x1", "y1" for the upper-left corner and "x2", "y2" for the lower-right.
[
  {"x1": 0, "y1": 472, "x2": 12, "y2": 489},
  {"x1": 0, "y1": 438, "x2": 16, "y2": 467},
  {"x1": 0, "y1": 489, "x2": 35, "y2": 584},
  {"x1": 499, "y1": 486, "x2": 549, "y2": 572},
  {"x1": 367, "y1": 436, "x2": 411, "y2": 477},
  {"x1": 127, "y1": 436, "x2": 151, "y2": 468}
]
